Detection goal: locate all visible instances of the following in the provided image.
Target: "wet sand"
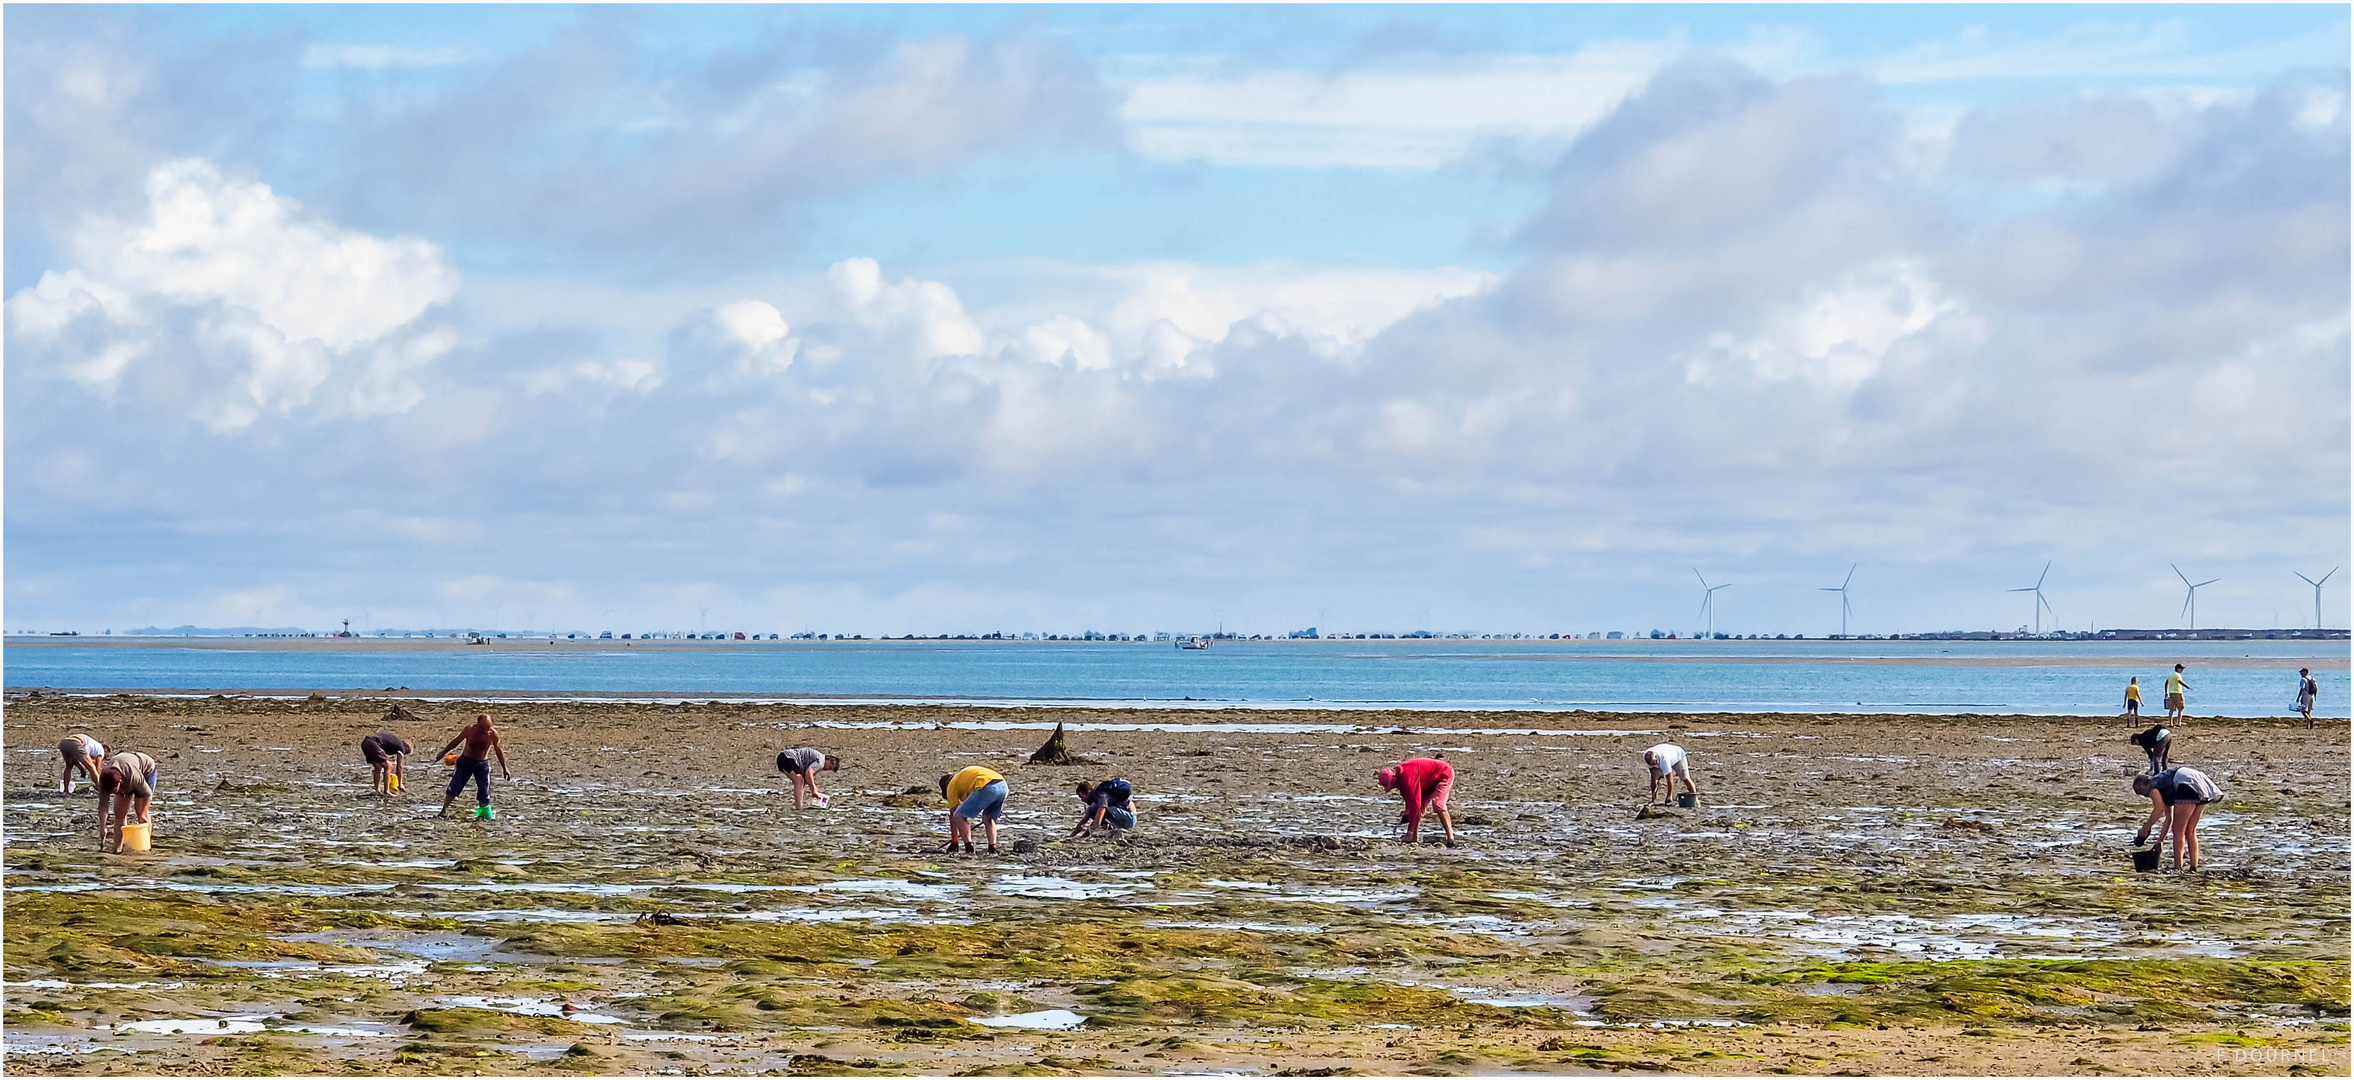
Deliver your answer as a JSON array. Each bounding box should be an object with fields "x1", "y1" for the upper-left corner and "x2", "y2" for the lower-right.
[{"x1": 4, "y1": 695, "x2": 2348, "y2": 1076}]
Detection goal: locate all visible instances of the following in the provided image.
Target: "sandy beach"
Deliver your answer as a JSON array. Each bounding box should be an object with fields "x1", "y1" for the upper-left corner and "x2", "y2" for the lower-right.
[{"x1": 4, "y1": 695, "x2": 2346, "y2": 1076}]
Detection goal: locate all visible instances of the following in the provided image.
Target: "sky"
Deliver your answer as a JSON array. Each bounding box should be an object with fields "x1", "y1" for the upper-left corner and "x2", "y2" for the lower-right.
[{"x1": 5, "y1": 4, "x2": 2348, "y2": 638}]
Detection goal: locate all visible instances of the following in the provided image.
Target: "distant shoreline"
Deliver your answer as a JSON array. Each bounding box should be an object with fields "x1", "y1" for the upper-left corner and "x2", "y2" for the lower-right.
[{"x1": 4, "y1": 634, "x2": 2343, "y2": 669}]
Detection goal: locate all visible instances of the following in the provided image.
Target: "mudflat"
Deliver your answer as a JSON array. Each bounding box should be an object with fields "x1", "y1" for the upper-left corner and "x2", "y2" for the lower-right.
[{"x1": 5, "y1": 694, "x2": 2347, "y2": 1076}]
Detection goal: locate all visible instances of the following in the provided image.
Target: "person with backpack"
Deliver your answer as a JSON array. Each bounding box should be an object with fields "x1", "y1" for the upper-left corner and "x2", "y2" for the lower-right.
[
  {"x1": 2295, "y1": 668, "x2": 2319, "y2": 728},
  {"x1": 1072, "y1": 778, "x2": 1136, "y2": 836}
]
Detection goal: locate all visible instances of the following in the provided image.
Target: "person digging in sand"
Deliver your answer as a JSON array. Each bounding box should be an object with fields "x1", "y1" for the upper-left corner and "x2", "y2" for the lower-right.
[
  {"x1": 1071, "y1": 778, "x2": 1136, "y2": 836},
  {"x1": 2130, "y1": 725, "x2": 2173, "y2": 773},
  {"x1": 434, "y1": 713, "x2": 511, "y2": 819},
  {"x1": 361, "y1": 732, "x2": 412, "y2": 797},
  {"x1": 96, "y1": 750, "x2": 158, "y2": 853},
  {"x1": 2133, "y1": 766, "x2": 2223, "y2": 871},
  {"x1": 940, "y1": 765, "x2": 1007, "y2": 854},
  {"x1": 1642, "y1": 743, "x2": 1699, "y2": 805},
  {"x1": 776, "y1": 747, "x2": 840, "y2": 809},
  {"x1": 58, "y1": 732, "x2": 105, "y2": 793},
  {"x1": 1376, "y1": 757, "x2": 1456, "y2": 846}
]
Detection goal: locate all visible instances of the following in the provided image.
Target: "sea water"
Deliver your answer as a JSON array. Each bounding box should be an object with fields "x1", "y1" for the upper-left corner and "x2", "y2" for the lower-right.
[{"x1": 3, "y1": 637, "x2": 2342, "y2": 717}]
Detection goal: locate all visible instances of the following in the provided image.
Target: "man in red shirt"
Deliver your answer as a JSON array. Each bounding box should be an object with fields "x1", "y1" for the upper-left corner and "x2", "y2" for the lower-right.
[{"x1": 1376, "y1": 757, "x2": 1456, "y2": 847}]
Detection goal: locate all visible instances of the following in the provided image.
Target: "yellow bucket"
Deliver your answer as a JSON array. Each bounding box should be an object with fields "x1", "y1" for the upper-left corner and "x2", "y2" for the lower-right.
[
  {"x1": 116, "y1": 822, "x2": 152, "y2": 853},
  {"x1": 389, "y1": 775, "x2": 402, "y2": 793}
]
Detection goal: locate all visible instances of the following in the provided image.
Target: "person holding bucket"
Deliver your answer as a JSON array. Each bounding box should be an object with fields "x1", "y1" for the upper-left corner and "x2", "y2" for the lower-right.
[
  {"x1": 434, "y1": 713, "x2": 512, "y2": 820},
  {"x1": 1643, "y1": 743, "x2": 1699, "y2": 806},
  {"x1": 2163, "y1": 664, "x2": 2191, "y2": 719},
  {"x1": 96, "y1": 750, "x2": 158, "y2": 853},
  {"x1": 361, "y1": 732, "x2": 412, "y2": 797},
  {"x1": 1376, "y1": 757, "x2": 1456, "y2": 846},
  {"x1": 776, "y1": 747, "x2": 841, "y2": 809},
  {"x1": 939, "y1": 765, "x2": 1007, "y2": 855},
  {"x1": 2132, "y1": 766, "x2": 2223, "y2": 871}
]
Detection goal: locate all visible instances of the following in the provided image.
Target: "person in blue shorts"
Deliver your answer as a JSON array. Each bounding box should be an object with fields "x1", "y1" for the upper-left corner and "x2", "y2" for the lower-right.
[
  {"x1": 939, "y1": 765, "x2": 1007, "y2": 855},
  {"x1": 1072, "y1": 778, "x2": 1136, "y2": 836}
]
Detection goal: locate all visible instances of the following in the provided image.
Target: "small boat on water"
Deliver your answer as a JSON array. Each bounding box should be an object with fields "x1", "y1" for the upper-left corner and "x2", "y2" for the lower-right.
[{"x1": 1176, "y1": 636, "x2": 1211, "y2": 650}]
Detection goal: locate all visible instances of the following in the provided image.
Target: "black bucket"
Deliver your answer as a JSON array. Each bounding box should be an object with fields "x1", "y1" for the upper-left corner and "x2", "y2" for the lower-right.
[
  {"x1": 1677, "y1": 792, "x2": 1698, "y2": 809},
  {"x1": 2131, "y1": 847, "x2": 2161, "y2": 872}
]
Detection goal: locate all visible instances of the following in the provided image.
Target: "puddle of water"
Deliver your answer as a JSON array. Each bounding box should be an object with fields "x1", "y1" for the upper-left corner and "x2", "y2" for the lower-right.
[
  {"x1": 7, "y1": 979, "x2": 183, "y2": 991},
  {"x1": 117, "y1": 1016, "x2": 267, "y2": 1035},
  {"x1": 1451, "y1": 989, "x2": 1591, "y2": 1009},
  {"x1": 682, "y1": 879, "x2": 967, "y2": 902},
  {"x1": 436, "y1": 996, "x2": 624, "y2": 1024},
  {"x1": 972, "y1": 1009, "x2": 1089, "y2": 1030},
  {"x1": 1144, "y1": 920, "x2": 1327, "y2": 933},
  {"x1": 992, "y1": 875, "x2": 1149, "y2": 900},
  {"x1": 621, "y1": 1031, "x2": 723, "y2": 1042}
]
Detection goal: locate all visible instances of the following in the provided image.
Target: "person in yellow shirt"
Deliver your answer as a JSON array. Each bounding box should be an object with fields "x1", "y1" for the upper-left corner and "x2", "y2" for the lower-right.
[
  {"x1": 2163, "y1": 664, "x2": 2189, "y2": 720},
  {"x1": 938, "y1": 765, "x2": 1008, "y2": 855},
  {"x1": 2123, "y1": 677, "x2": 2142, "y2": 717}
]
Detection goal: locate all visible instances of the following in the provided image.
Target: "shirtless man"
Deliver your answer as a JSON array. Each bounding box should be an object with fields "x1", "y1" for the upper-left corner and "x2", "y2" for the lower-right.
[
  {"x1": 58, "y1": 732, "x2": 106, "y2": 793},
  {"x1": 361, "y1": 732, "x2": 412, "y2": 797},
  {"x1": 96, "y1": 750, "x2": 158, "y2": 853},
  {"x1": 434, "y1": 713, "x2": 512, "y2": 819}
]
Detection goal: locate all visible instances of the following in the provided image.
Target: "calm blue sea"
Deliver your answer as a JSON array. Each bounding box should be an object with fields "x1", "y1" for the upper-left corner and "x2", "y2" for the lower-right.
[{"x1": 4, "y1": 638, "x2": 2344, "y2": 717}]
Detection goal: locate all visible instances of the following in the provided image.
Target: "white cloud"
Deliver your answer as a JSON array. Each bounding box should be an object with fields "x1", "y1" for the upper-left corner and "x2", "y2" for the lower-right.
[
  {"x1": 1115, "y1": 44, "x2": 1677, "y2": 168},
  {"x1": 827, "y1": 257, "x2": 986, "y2": 360},
  {"x1": 7, "y1": 158, "x2": 459, "y2": 429}
]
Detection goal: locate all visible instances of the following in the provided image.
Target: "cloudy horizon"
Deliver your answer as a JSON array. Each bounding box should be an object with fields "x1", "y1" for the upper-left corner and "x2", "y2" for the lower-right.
[{"x1": 6, "y1": 5, "x2": 2348, "y2": 638}]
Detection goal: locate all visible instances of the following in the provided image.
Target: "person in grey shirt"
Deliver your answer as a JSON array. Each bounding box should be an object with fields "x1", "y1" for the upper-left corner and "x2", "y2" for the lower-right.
[{"x1": 775, "y1": 747, "x2": 840, "y2": 809}]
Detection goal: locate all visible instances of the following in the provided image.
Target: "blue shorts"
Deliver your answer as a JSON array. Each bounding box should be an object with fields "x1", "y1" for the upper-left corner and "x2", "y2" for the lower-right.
[
  {"x1": 954, "y1": 779, "x2": 1007, "y2": 821},
  {"x1": 1101, "y1": 806, "x2": 1136, "y2": 829}
]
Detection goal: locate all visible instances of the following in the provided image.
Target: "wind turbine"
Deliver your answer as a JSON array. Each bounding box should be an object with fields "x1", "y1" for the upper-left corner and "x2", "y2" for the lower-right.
[
  {"x1": 2172, "y1": 565, "x2": 2219, "y2": 630},
  {"x1": 2295, "y1": 568, "x2": 2337, "y2": 629},
  {"x1": 1819, "y1": 564, "x2": 1856, "y2": 637},
  {"x1": 1693, "y1": 568, "x2": 1731, "y2": 639},
  {"x1": 2008, "y1": 562, "x2": 2055, "y2": 635}
]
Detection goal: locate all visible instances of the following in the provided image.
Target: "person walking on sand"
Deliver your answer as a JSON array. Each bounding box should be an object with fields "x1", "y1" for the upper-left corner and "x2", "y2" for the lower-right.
[
  {"x1": 58, "y1": 732, "x2": 105, "y2": 793},
  {"x1": 2123, "y1": 677, "x2": 2142, "y2": 718},
  {"x1": 1376, "y1": 757, "x2": 1456, "y2": 847},
  {"x1": 1642, "y1": 743, "x2": 1699, "y2": 805},
  {"x1": 2164, "y1": 664, "x2": 2190, "y2": 720},
  {"x1": 776, "y1": 747, "x2": 840, "y2": 809},
  {"x1": 2133, "y1": 766, "x2": 2223, "y2": 871},
  {"x1": 2295, "y1": 668, "x2": 2319, "y2": 728},
  {"x1": 361, "y1": 732, "x2": 412, "y2": 797},
  {"x1": 939, "y1": 765, "x2": 1007, "y2": 855},
  {"x1": 96, "y1": 750, "x2": 157, "y2": 853},
  {"x1": 1071, "y1": 778, "x2": 1137, "y2": 837},
  {"x1": 434, "y1": 713, "x2": 511, "y2": 819}
]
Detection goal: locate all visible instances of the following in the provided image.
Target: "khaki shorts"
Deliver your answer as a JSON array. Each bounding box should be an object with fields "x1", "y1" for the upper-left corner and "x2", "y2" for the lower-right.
[{"x1": 2165, "y1": 693, "x2": 2185, "y2": 711}]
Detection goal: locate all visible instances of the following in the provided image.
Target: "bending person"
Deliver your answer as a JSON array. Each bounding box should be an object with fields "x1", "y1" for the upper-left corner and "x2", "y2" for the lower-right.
[
  {"x1": 362, "y1": 732, "x2": 412, "y2": 797},
  {"x1": 59, "y1": 732, "x2": 106, "y2": 793},
  {"x1": 776, "y1": 747, "x2": 841, "y2": 809},
  {"x1": 939, "y1": 765, "x2": 1007, "y2": 855},
  {"x1": 1643, "y1": 743, "x2": 1699, "y2": 805},
  {"x1": 96, "y1": 750, "x2": 158, "y2": 853},
  {"x1": 434, "y1": 713, "x2": 512, "y2": 819},
  {"x1": 1072, "y1": 778, "x2": 1136, "y2": 836},
  {"x1": 2130, "y1": 726, "x2": 2172, "y2": 773},
  {"x1": 1376, "y1": 757, "x2": 1456, "y2": 846},
  {"x1": 2133, "y1": 766, "x2": 2223, "y2": 871}
]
